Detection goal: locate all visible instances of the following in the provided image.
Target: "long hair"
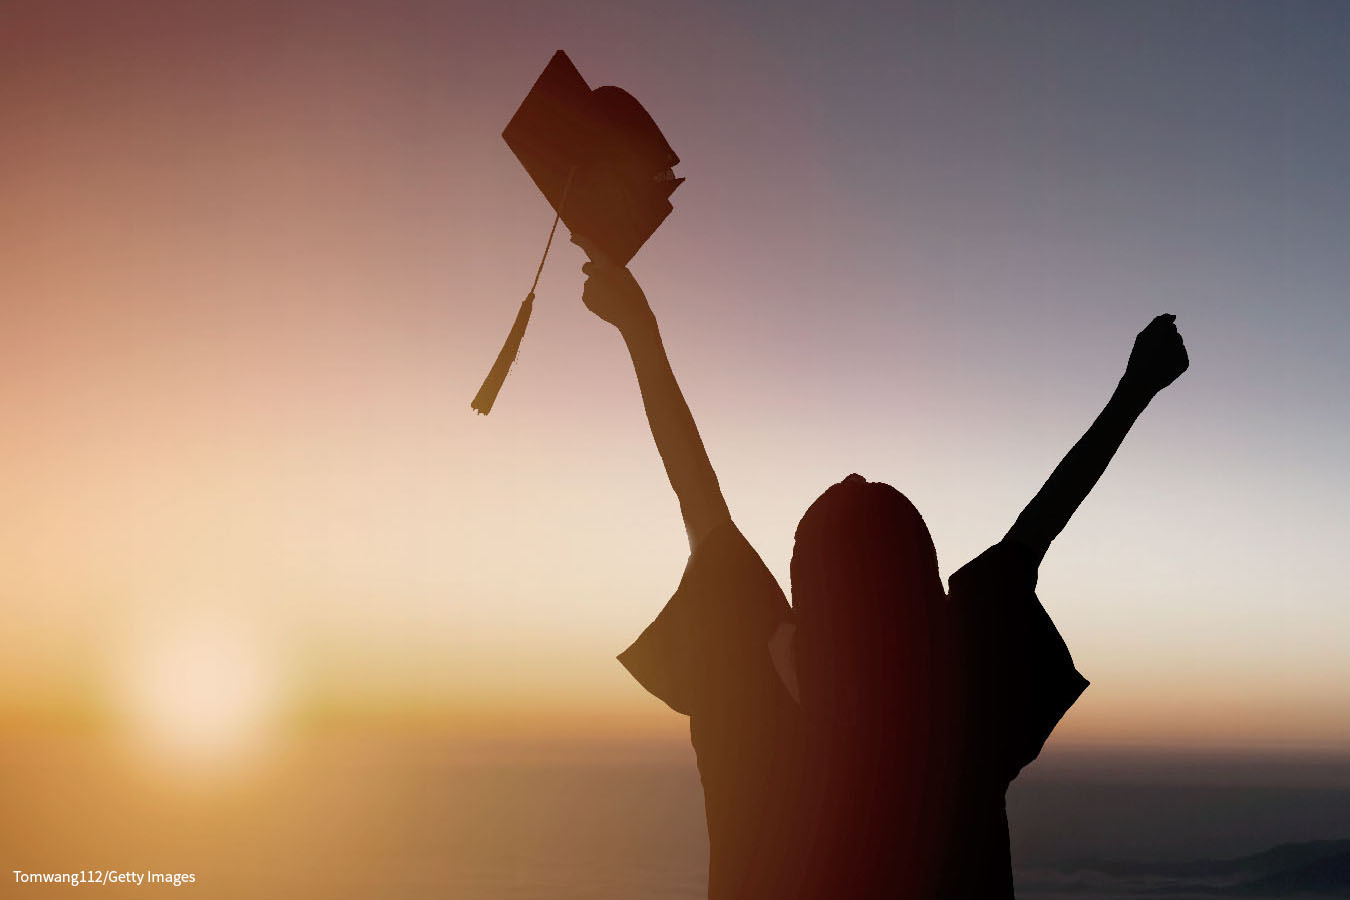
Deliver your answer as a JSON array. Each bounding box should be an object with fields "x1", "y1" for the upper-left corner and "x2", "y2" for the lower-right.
[{"x1": 789, "y1": 474, "x2": 952, "y2": 896}]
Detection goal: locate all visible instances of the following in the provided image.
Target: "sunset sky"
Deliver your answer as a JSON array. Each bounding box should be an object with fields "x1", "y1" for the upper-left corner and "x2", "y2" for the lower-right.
[{"x1": 3, "y1": 0, "x2": 1348, "y2": 751}]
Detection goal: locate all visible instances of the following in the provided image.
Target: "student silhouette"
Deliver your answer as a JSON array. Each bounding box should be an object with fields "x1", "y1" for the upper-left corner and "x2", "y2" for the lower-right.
[
  {"x1": 791, "y1": 312, "x2": 1187, "y2": 899},
  {"x1": 576, "y1": 237, "x2": 1188, "y2": 899}
]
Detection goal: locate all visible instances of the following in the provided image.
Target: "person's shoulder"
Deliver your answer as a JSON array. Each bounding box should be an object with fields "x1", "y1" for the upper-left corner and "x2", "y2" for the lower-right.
[
  {"x1": 685, "y1": 520, "x2": 776, "y2": 584},
  {"x1": 690, "y1": 518, "x2": 753, "y2": 560},
  {"x1": 947, "y1": 539, "x2": 1039, "y2": 599},
  {"x1": 670, "y1": 519, "x2": 789, "y2": 630}
]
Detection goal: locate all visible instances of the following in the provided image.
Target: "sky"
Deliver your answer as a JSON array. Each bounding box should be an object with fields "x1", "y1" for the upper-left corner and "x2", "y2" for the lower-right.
[{"x1": 2, "y1": 0, "x2": 1348, "y2": 751}]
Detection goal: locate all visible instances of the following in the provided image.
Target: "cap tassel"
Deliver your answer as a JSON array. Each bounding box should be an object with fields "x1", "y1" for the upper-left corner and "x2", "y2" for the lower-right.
[
  {"x1": 471, "y1": 291, "x2": 535, "y2": 415},
  {"x1": 471, "y1": 167, "x2": 575, "y2": 416}
]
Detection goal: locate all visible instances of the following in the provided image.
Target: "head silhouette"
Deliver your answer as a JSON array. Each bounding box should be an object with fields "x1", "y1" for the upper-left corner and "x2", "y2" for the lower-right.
[{"x1": 790, "y1": 474, "x2": 944, "y2": 726}]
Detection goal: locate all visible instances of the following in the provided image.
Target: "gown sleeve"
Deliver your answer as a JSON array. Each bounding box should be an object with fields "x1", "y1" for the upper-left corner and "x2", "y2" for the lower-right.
[
  {"x1": 618, "y1": 522, "x2": 792, "y2": 717},
  {"x1": 948, "y1": 540, "x2": 1089, "y2": 784}
]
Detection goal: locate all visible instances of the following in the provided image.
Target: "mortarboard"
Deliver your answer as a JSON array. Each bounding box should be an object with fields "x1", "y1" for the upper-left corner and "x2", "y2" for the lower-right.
[{"x1": 472, "y1": 50, "x2": 683, "y2": 414}]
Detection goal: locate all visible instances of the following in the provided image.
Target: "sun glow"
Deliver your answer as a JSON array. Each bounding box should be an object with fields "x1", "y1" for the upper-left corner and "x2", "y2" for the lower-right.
[{"x1": 118, "y1": 614, "x2": 281, "y2": 761}]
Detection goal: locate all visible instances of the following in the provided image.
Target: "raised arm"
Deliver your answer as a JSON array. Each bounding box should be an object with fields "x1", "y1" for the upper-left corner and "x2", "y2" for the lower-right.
[
  {"x1": 574, "y1": 236, "x2": 731, "y2": 550},
  {"x1": 1005, "y1": 314, "x2": 1189, "y2": 565}
]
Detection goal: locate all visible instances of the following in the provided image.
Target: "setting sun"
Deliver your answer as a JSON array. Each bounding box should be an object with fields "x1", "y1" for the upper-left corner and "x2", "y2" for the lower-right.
[{"x1": 117, "y1": 614, "x2": 281, "y2": 760}]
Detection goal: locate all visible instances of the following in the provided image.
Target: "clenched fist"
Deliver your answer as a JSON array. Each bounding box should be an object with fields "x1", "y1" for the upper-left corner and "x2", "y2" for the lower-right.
[
  {"x1": 572, "y1": 235, "x2": 656, "y2": 336},
  {"x1": 1121, "y1": 314, "x2": 1189, "y2": 398}
]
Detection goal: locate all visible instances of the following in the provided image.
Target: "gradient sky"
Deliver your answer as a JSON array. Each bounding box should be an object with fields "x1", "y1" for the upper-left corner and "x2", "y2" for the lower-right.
[{"x1": 2, "y1": 0, "x2": 1348, "y2": 749}]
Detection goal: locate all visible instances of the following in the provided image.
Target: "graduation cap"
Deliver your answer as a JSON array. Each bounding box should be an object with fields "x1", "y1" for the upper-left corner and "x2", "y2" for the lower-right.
[{"x1": 471, "y1": 50, "x2": 683, "y2": 415}]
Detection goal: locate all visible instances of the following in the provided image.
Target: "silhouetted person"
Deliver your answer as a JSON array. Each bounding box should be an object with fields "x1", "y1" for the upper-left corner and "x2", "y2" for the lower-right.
[
  {"x1": 576, "y1": 236, "x2": 1188, "y2": 899},
  {"x1": 792, "y1": 312, "x2": 1187, "y2": 899}
]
